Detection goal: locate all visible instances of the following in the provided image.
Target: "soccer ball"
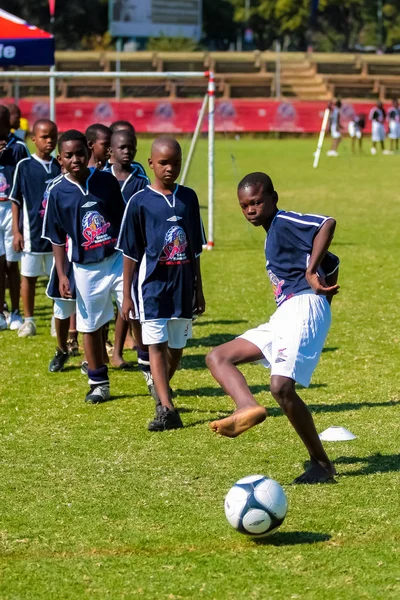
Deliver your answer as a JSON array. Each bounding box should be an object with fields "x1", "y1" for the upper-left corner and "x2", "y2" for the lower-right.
[{"x1": 224, "y1": 475, "x2": 288, "y2": 537}]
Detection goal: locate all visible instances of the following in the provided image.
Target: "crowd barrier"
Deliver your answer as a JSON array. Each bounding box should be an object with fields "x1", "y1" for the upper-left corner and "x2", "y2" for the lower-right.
[{"x1": 16, "y1": 99, "x2": 383, "y2": 134}]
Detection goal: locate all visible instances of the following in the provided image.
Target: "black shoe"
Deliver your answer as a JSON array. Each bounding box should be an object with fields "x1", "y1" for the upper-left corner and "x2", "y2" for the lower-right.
[
  {"x1": 148, "y1": 406, "x2": 183, "y2": 432},
  {"x1": 49, "y1": 348, "x2": 69, "y2": 372},
  {"x1": 85, "y1": 383, "x2": 110, "y2": 404}
]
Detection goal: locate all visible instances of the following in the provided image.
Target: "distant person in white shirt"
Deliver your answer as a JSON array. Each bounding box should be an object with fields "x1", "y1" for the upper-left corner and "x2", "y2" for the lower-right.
[
  {"x1": 348, "y1": 113, "x2": 366, "y2": 153},
  {"x1": 369, "y1": 102, "x2": 390, "y2": 155},
  {"x1": 387, "y1": 99, "x2": 400, "y2": 152},
  {"x1": 327, "y1": 100, "x2": 342, "y2": 157}
]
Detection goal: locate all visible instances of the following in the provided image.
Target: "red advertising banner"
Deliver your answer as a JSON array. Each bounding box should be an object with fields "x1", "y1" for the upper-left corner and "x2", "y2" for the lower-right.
[{"x1": 15, "y1": 99, "x2": 379, "y2": 134}]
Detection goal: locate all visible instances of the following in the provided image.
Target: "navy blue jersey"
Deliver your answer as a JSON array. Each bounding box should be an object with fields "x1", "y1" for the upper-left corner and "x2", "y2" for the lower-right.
[
  {"x1": 42, "y1": 168, "x2": 126, "y2": 265},
  {"x1": 0, "y1": 134, "x2": 29, "y2": 200},
  {"x1": 104, "y1": 159, "x2": 147, "y2": 178},
  {"x1": 10, "y1": 155, "x2": 61, "y2": 253},
  {"x1": 117, "y1": 184, "x2": 206, "y2": 320},
  {"x1": 265, "y1": 210, "x2": 339, "y2": 307},
  {"x1": 104, "y1": 164, "x2": 149, "y2": 203}
]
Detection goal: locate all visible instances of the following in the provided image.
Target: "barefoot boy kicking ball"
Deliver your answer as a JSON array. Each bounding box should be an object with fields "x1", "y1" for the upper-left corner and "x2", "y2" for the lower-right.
[{"x1": 206, "y1": 172, "x2": 339, "y2": 484}]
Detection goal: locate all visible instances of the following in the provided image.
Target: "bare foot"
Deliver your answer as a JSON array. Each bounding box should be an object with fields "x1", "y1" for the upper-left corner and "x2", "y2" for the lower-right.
[
  {"x1": 293, "y1": 461, "x2": 337, "y2": 484},
  {"x1": 209, "y1": 406, "x2": 267, "y2": 438}
]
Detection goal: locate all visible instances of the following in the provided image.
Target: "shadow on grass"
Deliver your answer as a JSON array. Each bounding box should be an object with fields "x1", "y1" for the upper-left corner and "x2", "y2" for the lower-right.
[
  {"x1": 308, "y1": 399, "x2": 400, "y2": 414},
  {"x1": 254, "y1": 531, "x2": 331, "y2": 546},
  {"x1": 194, "y1": 319, "x2": 248, "y2": 327},
  {"x1": 174, "y1": 382, "x2": 327, "y2": 399},
  {"x1": 335, "y1": 453, "x2": 400, "y2": 476},
  {"x1": 188, "y1": 333, "x2": 238, "y2": 348},
  {"x1": 322, "y1": 347, "x2": 338, "y2": 353}
]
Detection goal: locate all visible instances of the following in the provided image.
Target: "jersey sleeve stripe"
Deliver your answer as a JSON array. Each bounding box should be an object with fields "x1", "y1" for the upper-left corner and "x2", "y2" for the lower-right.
[{"x1": 277, "y1": 214, "x2": 330, "y2": 227}]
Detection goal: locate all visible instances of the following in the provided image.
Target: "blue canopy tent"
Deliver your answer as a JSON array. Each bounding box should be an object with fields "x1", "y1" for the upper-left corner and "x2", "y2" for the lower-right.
[{"x1": 0, "y1": 9, "x2": 54, "y2": 66}]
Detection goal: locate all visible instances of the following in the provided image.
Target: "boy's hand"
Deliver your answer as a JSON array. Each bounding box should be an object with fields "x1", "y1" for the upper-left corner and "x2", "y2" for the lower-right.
[
  {"x1": 122, "y1": 296, "x2": 134, "y2": 321},
  {"x1": 13, "y1": 232, "x2": 24, "y2": 253},
  {"x1": 59, "y1": 276, "x2": 72, "y2": 299},
  {"x1": 194, "y1": 288, "x2": 206, "y2": 316},
  {"x1": 306, "y1": 271, "x2": 340, "y2": 297}
]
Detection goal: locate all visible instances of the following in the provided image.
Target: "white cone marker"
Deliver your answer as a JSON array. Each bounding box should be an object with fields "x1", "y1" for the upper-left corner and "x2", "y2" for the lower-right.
[{"x1": 319, "y1": 426, "x2": 357, "y2": 442}]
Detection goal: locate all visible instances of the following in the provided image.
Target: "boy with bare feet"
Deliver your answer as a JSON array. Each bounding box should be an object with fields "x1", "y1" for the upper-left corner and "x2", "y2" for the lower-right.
[{"x1": 206, "y1": 172, "x2": 339, "y2": 484}]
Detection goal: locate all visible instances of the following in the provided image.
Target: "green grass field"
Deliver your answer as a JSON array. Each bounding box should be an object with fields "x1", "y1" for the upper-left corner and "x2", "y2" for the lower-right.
[{"x1": 1, "y1": 138, "x2": 400, "y2": 599}]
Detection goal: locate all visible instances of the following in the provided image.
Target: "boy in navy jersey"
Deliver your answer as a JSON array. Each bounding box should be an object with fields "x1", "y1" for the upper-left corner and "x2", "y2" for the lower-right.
[
  {"x1": 85, "y1": 124, "x2": 111, "y2": 170},
  {"x1": 10, "y1": 119, "x2": 60, "y2": 337},
  {"x1": 108, "y1": 120, "x2": 147, "y2": 177},
  {"x1": 206, "y1": 172, "x2": 339, "y2": 484},
  {"x1": 0, "y1": 105, "x2": 29, "y2": 331},
  {"x1": 104, "y1": 129, "x2": 149, "y2": 371},
  {"x1": 43, "y1": 130, "x2": 126, "y2": 403},
  {"x1": 118, "y1": 137, "x2": 206, "y2": 431}
]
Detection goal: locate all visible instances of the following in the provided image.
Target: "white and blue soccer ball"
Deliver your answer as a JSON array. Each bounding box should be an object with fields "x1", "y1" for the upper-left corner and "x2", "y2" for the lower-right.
[{"x1": 224, "y1": 475, "x2": 288, "y2": 537}]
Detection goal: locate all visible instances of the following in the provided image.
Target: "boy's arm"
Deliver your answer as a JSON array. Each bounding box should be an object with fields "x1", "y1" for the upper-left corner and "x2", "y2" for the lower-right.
[
  {"x1": 194, "y1": 257, "x2": 205, "y2": 315},
  {"x1": 11, "y1": 202, "x2": 24, "y2": 252},
  {"x1": 306, "y1": 219, "x2": 340, "y2": 297},
  {"x1": 122, "y1": 256, "x2": 137, "y2": 321},
  {"x1": 52, "y1": 244, "x2": 71, "y2": 299}
]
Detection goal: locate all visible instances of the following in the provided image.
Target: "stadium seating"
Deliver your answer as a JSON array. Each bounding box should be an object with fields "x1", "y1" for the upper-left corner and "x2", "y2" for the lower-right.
[{"x1": 1, "y1": 51, "x2": 400, "y2": 101}]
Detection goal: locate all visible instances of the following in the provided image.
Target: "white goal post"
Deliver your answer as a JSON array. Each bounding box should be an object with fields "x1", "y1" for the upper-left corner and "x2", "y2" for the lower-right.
[{"x1": 0, "y1": 69, "x2": 216, "y2": 249}]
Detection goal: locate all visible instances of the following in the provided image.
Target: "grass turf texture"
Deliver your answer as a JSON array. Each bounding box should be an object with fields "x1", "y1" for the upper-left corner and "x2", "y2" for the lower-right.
[{"x1": 1, "y1": 138, "x2": 400, "y2": 599}]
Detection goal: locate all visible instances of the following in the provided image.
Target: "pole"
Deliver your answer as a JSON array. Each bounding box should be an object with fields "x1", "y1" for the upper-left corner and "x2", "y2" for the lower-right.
[
  {"x1": 377, "y1": 0, "x2": 383, "y2": 50},
  {"x1": 275, "y1": 40, "x2": 281, "y2": 99},
  {"x1": 207, "y1": 72, "x2": 215, "y2": 249},
  {"x1": 115, "y1": 37, "x2": 122, "y2": 100},
  {"x1": 181, "y1": 93, "x2": 208, "y2": 186},
  {"x1": 313, "y1": 108, "x2": 330, "y2": 168},
  {"x1": 49, "y1": 65, "x2": 56, "y2": 122}
]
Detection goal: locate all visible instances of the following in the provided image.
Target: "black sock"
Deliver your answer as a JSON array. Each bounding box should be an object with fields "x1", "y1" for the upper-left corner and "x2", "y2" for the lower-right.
[
  {"x1": 88, "y1": 365, "x2": 109, "y2": 386},
  {"x1": 137, "y1": 348, "x2": 150, "y2": 373}
]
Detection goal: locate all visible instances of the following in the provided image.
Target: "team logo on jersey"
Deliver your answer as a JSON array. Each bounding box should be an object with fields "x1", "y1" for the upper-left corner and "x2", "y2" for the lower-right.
[
  {"x1": 82, "y1": 201, "x2": 98, "y2": 208},
  {"x1": 160, "y1": 225, "x2": 188, "y2": 263},
  {"x1": 39, "y1": 189, "x2": 49, "y2": 218},
  {"x1": 0, "y1": 173, "x2": 9, "y2": 198},
  {"x1": 81, "y1": 210, "x2": 111, "y2": 248},
  {"x1": 167, "y1": 215, "x2": 182, "y2": 222},
  {"x1": 267, "y1": 269, "x2": 285, "y2": 304}
]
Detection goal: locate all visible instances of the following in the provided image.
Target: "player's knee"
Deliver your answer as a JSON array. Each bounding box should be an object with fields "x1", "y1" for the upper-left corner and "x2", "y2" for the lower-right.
[
  {"x1": 206, "y1": 347, "x2": 225, "y2": 371},
  {"x1": 270, "y1": 377, "x2": 295, "y2": 406}
]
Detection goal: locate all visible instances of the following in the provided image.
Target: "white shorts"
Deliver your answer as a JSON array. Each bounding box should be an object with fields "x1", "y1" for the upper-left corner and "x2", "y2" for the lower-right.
[
  {"x1": 73, "y1": 252, "x2": 123, "y2": 333},
  {"x1": 21, "y1": 252, "x2": 53, "y2": 277},
  {"x1": 239, "y1": 292, "x2": 331, "y2": 388},
  {"x1": 141, "y1": 318, "x2": 192, "y2": 348},
  {"x1": 330, "y1": 125, "x2": 341, "y2": 139},
  {"x1": 0, "y1": 202, "x2": 21, "y2": 262},
  {"x1": 372, "y1": 121, "x2": 385, "y2": 143},
  {"x1": 388, "y1": 120, "x2": 400, "y2": 140},
  {"x1": 53, "y1": 298, "x2": 76, "y2": 320},
  {"x1": 348, "y1": 122, "x2": 362, "y2": 139}
]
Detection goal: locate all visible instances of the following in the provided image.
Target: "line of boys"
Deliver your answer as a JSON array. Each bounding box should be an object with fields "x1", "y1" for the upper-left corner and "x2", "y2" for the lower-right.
[
  {"x1": 327, "y1": 98, "x2": 400, "y2": 155},
  {"x1": 1, "y1": 104, "x2": 340, "y2": 483}
]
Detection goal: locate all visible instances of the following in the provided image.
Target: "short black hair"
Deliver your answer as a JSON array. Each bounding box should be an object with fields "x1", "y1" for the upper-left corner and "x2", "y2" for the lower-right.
[
  {"x1": 335, "y1": 99, "x2": 342, "y2": 108},
  {"x1": 110, "y1": 120, "x2": 135, "y2": 134},
  {"x1": 0, "y1": 105, "x2": 10, "y2": 123},
  {"x1": 85, "y1": 123, "x2": 111, "y2": 144},
  {"x1": 237, "y1": 172, "x2": 274, "y2": 195},
  {"x1": 32, "y1": 119, "x2": 57, "y2": 135},
  {"x1": 110, "y1": 129, "x2": 136, "y2": 148},
  {"x1": 58, "y1": 129, "x2": 88, "y2": 153}
]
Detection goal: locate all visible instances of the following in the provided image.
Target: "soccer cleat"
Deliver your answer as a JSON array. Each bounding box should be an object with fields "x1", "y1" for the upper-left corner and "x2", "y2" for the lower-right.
[
  {"x1": 80, "y1": 361, "x2": 88, "y2": 375},
  {"x1": 8, "y1": 310, "x2": 23, "y2": 331},
  {"x1": 49, "y1": 348, "x2": 69, "y2": 372},
  {"x1": 18, "y1": 320, "x2": 37, "y2": 338},
  {"x1": 370, "y1": 147, "x2": 377, "y2": 155},
  {"x1": 0, "y1": 313, "x2": 7, "y2": 331},
  {"x1": 148, "y1": 406, "x2": 183, "y2": 432},
  {"x1": 66, "y1": 338, "x2": 79, "y2": 357},
  {"x1": 85, "y1": 383, "x2": 110, "y2": 404}
]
